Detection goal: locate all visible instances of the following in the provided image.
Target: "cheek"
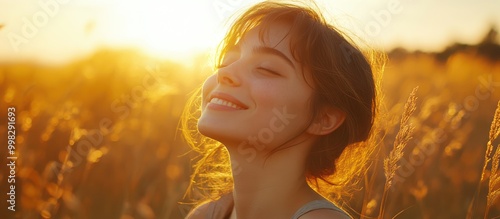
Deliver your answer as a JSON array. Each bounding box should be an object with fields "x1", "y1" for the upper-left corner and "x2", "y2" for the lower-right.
[
  {"x1": 201, "y1": 74, "x2": 217, "y2": 108},
  {"x1": 250, "y1": 81, "x2": 281, "y2": 107},
  {"x1": 250, "y1": 80, "x2": 313, "y2": 127},
  {"x1": 251, "y1": 80, "x2": 312, "y2": 110}
]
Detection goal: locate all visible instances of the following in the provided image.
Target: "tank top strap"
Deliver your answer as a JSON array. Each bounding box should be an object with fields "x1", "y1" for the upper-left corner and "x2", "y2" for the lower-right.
[{"x1": 290, "y1": 200, "x2": 350, "y2": 219}]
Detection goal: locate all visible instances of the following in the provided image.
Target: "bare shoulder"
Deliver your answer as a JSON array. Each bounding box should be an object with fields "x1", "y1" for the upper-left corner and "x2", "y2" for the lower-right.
[
  {"x1": 185, "y1": 194, "x2": 233, "y2": 219},
  {"x1": 185, "y1": 201, "x2": 212, "y2": 219},
  {"x1": 299, "y1": 209, "x2": 352, "y2": 219}
]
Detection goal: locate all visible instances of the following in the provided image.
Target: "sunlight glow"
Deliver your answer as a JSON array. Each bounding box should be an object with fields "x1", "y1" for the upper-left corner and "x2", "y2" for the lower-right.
[
  {"x1": 0, "y1": 0, "x2": 498, "y2": 64},
  {"x1": 101, "y1": 0, "x2": 223, "y2": 60}
]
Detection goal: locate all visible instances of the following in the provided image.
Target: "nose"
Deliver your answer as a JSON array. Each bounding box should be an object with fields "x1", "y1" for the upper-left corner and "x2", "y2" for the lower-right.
[{"x1": 216, "y1": 64, "x2": 241, "y2": 86}]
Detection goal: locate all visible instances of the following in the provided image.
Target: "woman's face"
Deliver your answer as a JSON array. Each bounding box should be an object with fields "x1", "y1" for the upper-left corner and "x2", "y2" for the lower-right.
[{"x1": 198, "y1": 23, "x2": 315, "y2": 150}]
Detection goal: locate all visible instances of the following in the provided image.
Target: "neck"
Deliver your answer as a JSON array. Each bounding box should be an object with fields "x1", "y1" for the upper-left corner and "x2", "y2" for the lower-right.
[{"x1": 225, "y1": 138, "x2": 323, "y2": 219}]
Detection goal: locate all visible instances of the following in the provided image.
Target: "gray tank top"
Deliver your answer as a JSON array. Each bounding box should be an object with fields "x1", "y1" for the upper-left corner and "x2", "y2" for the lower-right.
[
  {"x1": 290, "y1": 200, "x2": 351, "y2": 219},
  {"x1": 204, "y1": 193, "x2": 351, "y2": 219}
]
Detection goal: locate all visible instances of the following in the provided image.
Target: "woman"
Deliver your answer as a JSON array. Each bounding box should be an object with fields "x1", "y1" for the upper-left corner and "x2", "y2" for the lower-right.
[{"x1": 182, "y1": 1, "x2": 379, "y2": 218}]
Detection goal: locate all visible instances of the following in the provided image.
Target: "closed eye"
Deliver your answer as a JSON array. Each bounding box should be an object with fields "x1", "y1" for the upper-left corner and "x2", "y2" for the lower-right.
[{"x1": 257, "y1": 67, "x2": 280, "y2": 76}]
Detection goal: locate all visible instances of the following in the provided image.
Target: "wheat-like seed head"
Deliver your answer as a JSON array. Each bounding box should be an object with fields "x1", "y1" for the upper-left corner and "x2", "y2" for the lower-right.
[
  {"x1": 492, "y1": 144, "x2": 500, "y2": 178},
  {"x1": 483, "y1": 101, "x2": 500, "y2": 218},
  {"x1": 488, "y1": 101, "x2": 500, "y2": 141},
  {"x1": 383, "y1": 87, "x2": 418, "y2": 189},
  {"x1": 481, "y1": 101, "x2": 500, "y2": 183}
]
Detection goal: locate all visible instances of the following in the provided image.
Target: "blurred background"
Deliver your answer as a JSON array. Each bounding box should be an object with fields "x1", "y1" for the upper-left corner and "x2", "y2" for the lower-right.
[{"x1": 0, "y1": 0, "x2": 499, "y2": 218}]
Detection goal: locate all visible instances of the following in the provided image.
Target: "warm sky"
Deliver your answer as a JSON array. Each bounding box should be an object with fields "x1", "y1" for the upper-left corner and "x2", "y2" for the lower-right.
[{"x1": 0, "y1": 0, "x2": 499, "y2": 64}]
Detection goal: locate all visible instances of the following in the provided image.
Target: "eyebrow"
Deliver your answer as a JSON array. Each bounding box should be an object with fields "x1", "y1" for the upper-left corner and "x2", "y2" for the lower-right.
[
  {"x1": 228, "y1": 45, "x2": 295, "y2": 69},
  {"x1": 253, "y1": 46, "x2": 295, "y2": 69}
]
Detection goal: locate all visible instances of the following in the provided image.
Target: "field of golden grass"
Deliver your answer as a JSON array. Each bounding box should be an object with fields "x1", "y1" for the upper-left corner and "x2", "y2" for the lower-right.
[{"x1": 0, "y1": 46, "x2": 499, "y2": 218}]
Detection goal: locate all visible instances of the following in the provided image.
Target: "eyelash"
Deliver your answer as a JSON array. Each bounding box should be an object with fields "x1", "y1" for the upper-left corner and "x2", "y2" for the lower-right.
[
  {"x1": 257, "y1": 67, "x2": 280, "y2": 76},
  {"x1": 217, "y1": 63, "x2": 281, "y2": 76}
]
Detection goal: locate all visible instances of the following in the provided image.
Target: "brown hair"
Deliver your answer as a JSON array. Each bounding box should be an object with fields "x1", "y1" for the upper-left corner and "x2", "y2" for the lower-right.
[{"x1": 182, "y1": 0, "x2": 383, "y2": 204}]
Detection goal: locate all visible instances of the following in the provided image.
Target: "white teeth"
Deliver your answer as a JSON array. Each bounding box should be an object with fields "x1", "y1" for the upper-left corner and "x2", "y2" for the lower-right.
[{"x1": 209, "y1": 98, "x2": 244, "y2": 109}]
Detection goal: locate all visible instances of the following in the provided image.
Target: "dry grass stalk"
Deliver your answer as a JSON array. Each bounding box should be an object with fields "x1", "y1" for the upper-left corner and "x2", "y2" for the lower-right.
[
  {"x1": 379, "y1": 87, "x2": 418, "y2": 218},
  {"x1": 486, "y1": 143, "x2": 500, "y2": 216},
  {"x1": 482, "y1": 101, "x2": 500, "y2": 182},
  {"x1": 467, "y1": 101, "x2": 500, "y2": 219},
  {"x1": 485, "y1": 101, "x2": 500, "y2": 218}
]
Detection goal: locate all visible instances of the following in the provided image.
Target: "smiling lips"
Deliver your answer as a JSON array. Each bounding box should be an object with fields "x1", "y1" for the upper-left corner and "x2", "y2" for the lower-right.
[{"x1": 208, "y1": 93, "x2": 248, "y2": 110}]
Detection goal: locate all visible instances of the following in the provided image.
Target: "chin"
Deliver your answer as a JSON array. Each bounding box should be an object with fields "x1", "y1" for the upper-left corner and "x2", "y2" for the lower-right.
[
  {"x1": 197, "y1": 121, "x2": 216, "y2": 138},
  {"x1": 198, "y1": 119, "x2": 225, "y2": 140},
  {"x1": 197, "y1": 120, "x2": 243, "y2": 146}
]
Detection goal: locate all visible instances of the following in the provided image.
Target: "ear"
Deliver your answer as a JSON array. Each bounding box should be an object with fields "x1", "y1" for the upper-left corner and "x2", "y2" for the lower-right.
[{"x1": 306, "y1": 107, "x2": 346, "y2": 136}]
